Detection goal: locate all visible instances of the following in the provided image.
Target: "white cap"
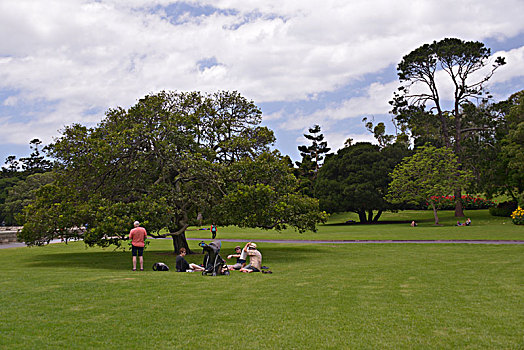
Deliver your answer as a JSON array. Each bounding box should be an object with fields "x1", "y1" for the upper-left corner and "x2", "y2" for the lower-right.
[{"x1": 134, "y1": 221, "x2": 140, "y2": 226}]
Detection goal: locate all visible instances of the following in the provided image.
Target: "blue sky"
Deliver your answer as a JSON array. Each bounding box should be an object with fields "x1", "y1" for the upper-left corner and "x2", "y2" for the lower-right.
[{"x1": 1, "y1": 0, "x2": 523, "y2": 164}]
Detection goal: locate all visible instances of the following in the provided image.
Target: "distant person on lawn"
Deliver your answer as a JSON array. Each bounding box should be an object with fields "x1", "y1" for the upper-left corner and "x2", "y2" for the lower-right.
[
  {"x1": 458, "y1": 218, "x2": 472, "y2": 226},
  {"x1": 176, "y1": 248, "x2": 205, "y2": 272},
  {"x1": 129, "y1": 221, "x2": 147, "y2": 271},
  {"x1": 210, "y1": 223, "x2": 217, "y2": 239}
]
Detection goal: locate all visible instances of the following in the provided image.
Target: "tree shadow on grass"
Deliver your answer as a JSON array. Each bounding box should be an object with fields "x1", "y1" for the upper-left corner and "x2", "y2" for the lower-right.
[
  {"x1": 324, "y1": 220, "x2": 413, "y2": 226},
  {"x1": 323, "y1": 215, "x2": 441, "y2": 226},
  {"x1": 24, "y1": 250, "x2": 136, "y2": 271},
  {"x1": 24, "y1": 246, "x2": 321, "y2": 271}
]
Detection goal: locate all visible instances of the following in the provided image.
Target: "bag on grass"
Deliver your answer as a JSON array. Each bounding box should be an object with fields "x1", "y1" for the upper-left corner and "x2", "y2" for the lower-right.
[{"x1": 152, "y1": 262, "x2": 170, "y2": 271}]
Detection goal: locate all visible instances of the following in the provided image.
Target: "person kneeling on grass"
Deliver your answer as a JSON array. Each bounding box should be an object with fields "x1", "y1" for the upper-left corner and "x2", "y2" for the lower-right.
[
  {"x1": 176, "y1": 248, "x2": 205, "y2": 272},
  {"x1": 227, "y1": 245, "x2": 247, "y2": 270},
  {"x1": 239, "y1": 242, "x2": 262, "y2": 273}
]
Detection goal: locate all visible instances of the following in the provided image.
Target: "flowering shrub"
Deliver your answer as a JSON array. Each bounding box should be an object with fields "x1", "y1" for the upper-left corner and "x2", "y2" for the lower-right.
[
  {"x1": 427, "y1": 195, "x2": 496, "y2": 210},
  {"x1": 511, "y1": 206, "x2": 524, "y2": 225}
]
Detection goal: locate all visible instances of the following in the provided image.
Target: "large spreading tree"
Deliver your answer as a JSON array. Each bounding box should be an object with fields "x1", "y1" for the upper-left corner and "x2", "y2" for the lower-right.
[
  {"x1": 501, "y1": 90, "x2": 524, "y2": 204},
  {"x1": 454, "y1": 91, "x2": 523, "y2": 201},
  {"x1": 391, "y1": 38, "x2": 506, "y2": 217},
  {"x1": 20, "y1": 91, "x2": 326, "y2": 253},
  {"x1": 315, "y1": 142, "x2": 410, "y2": 223}
]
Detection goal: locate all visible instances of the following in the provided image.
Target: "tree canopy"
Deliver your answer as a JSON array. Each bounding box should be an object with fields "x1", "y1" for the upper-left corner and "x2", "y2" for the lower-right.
[
  {"x1": 295, "y1": 124, "x2": 331, "y2": 197},
  {"x1": 3, "y1": 172, "x2": 54, "y2": 226},
  {"x1": 391, "y1": 37, "x2": 506, "y2": 216},
  {"x1": 315, "y1": 142, "x2": 410, "y2": 223},
  {"x1": 501, "y1": 90, "x2": 524, "y2": 203},
  {"x1": 0, "y1": 138, "x2": 53, "y2": 225},
  {"x1": 386, "y1": 145, "x2": 472, "y2": 225},
  {"x1": 20, "y1": 91, "x2": 326, "y2": 252}
]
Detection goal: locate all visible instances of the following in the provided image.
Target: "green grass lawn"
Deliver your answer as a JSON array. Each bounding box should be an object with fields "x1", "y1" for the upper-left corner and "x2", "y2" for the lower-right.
[
  {"x1": 1, "y1": 230, "x2": 523, "y2": 349},
  {"x1": 186, "y1": 210, "x2": 524, "y2": 241}
]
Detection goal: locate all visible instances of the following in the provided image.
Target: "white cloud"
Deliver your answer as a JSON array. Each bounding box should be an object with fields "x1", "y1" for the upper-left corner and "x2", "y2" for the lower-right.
[
  {"x1": 0, "y1": 0, "x2": 524, "y2": 151},
  {"x1": 313, "y1": 131, "x2": 377, "y2": 155},
  {"x1": 3, "y1": 96, "x2": 18, "y2": 106},
  {"x1": 496, "y1": 47, "x2": 524, "y2": 76},
  {"x1": 276, "y1": 80, "x2": 397, "y2": 132},
  {"x1": 274, "y1": 45, "x2": 524, "y2": 154}
]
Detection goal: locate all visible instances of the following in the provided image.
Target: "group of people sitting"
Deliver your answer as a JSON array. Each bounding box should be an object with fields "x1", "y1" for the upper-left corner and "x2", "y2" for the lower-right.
[
  {"x1": 410, "y1": 218, "x2": 472, "y2": 227},
  {"x1": 226, "y1": 242, "x2": 262, "y2": 273},
  {"x1": 175, "y1": 241, "x2": 263, "y2": 273},
  {"x1": 457, "y1": 218, "x2": 472, "y2": 226}
]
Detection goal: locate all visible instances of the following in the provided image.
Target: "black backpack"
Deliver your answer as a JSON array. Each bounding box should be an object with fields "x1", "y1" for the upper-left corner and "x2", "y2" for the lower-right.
[{"x1": 152, "y1": 262, "x2": 170, "y2": 271}]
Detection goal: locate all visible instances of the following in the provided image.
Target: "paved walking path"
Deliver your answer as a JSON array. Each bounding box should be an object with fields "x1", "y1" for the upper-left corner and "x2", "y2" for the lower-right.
[
  {"x1": 0, "y1": 239, "x2": 68, "y2": 249},
  {"x1": 188, "y1": 238, "x2": 524, "y2": 245},
  {"x1": 2, "y1": 237, "x2": 523, "y2": 249}
]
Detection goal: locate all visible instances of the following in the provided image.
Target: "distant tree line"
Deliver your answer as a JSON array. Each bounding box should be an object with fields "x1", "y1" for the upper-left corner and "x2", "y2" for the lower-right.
[
  {"x1": 293, "y1": 38, "x2": 523, "y2": 223},
  {"x1": 3, "y1": 37, "x2": 523, "y2": 245},
  {"x1": 0, "y1": 139, "x2": 52, "y2": 225}
]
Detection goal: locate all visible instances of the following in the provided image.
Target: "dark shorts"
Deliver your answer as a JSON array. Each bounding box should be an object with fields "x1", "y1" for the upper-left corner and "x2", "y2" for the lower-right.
[
  {"x1": 245, "y1": 265, "x2": 260, "y2": 272},
  {"x1": 132, "y1": 245, "x2": 144, "y2": 256}
]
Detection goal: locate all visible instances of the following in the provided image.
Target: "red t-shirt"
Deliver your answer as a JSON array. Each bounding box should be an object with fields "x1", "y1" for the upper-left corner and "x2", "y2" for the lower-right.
[{"x1": 129, "y1": 227, "x2": 147, "y2": 247}]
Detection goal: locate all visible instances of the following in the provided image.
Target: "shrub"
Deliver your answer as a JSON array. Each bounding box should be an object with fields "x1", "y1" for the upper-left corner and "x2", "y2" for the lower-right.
[
  {"x1": 427, "y1": 195, "x2": 495, "y2": 210},
  {"x1": 511, "y1": 206, "x2": 524, "y2": 225},
  {"x1": 489, "y1": 201, "x2": 518, "y2": 217},
  {"x1": 489, "y1": 207, "x2": 513, "y2": 217}
]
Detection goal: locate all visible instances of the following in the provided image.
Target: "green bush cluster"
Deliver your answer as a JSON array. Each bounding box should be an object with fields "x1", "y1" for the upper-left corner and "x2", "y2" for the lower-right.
[
  {"x1": 489, "y1": 207, "x2": 514, "y2": 217},
  {"x1": 489, "y1": 201, "x2": 518, "y2": 217}
]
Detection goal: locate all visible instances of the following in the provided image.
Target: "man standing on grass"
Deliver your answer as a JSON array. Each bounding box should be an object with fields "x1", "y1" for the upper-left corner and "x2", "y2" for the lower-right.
[
  {"x1": 210, "y1": 223, "x2": 217, "y2": 239},
  {"x1": 129, "y1": 221, "x2": 147, "y2": 271}
]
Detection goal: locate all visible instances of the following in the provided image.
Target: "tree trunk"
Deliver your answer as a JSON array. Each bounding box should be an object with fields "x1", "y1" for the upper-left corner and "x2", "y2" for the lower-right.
[
  {"x1": 197, "y1": 212, "x2": 203, "y2": 227},
  {"x1": 431, "y1": 202, "x2": 439, "y2": 225},
  {"x1": 453, "y1": 105, "x2": 465, "y2": 218},
  {"x1": 357, "y1": 210, "x2": 367, "y2": 223},
  {"x1": 454, "y1": 188, "x2": 465, "y2": 217},
  {"x1": 372, "y1": 210, "x2": 383, "y2": 222},
  {"x1": 171, "y1": 232, "x2": 193, "y2": 255},
  {"x1": 367, "y1": 210, "x2": 373, "y2": 222}
]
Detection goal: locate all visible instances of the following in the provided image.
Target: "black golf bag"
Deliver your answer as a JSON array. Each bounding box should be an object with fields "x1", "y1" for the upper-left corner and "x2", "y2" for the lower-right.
[{"x1": 199, "y1": 240, "x2": 229, "y2": 276}]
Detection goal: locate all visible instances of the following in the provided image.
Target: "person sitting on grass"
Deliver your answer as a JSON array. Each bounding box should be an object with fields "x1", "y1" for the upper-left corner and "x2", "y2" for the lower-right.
[
  {"x1": 239, "y1": 242, "x2": 262, "y2": 273},
  {"x1": 465, "y1": 218, "x2": 471, "y2": 226},
  {"x1": 227, "y1": 245, "x2": 247, "y2": 270},
  {"x1": 176, "y1": 248, "x2": 205, "y2": 272}
]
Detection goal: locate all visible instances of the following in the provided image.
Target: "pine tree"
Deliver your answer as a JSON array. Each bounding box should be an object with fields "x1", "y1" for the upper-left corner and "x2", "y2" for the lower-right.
[{"x1": 295, "y1": 125, "x2": 331, "y2": 196}]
